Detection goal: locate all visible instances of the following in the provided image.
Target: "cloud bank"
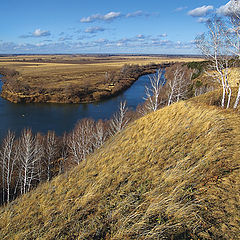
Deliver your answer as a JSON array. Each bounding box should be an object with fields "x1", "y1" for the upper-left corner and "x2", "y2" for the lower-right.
[
  {"x1": 85, "y1": 26, "x2": 106, "y2": 34},
  {"x1": 188, "y1": 5, "x2": 214, "y2": 17},
  {"x1": 80, "y1": 10, "x2": 150, "y2": 23},
  {"x1": 80, "y1": 12, "x2": 121, "y2": 23}
]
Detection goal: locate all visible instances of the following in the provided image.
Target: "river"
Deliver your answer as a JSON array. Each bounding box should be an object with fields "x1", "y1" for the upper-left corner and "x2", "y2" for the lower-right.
[{"x1": 0, "y1": 71, "x2": 164, "y2": 139}]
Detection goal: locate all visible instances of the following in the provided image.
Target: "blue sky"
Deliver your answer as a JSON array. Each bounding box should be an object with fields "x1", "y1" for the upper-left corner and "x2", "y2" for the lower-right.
[{"x1": 0, "y1": 0, "x2": 236, "y2": 54}]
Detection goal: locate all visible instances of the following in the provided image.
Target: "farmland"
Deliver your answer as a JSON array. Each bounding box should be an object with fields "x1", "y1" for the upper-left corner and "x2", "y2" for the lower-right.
[{"x1": 0, "y1": 55, "x2": 204, "y2": 103}]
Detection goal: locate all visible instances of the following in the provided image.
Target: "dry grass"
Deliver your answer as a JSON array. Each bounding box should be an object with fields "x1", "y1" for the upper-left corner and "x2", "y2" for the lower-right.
[
  {"x1": 195, "y1": 67, "x2": 240, "y2": 87},
  {"x1": 0, "y1": 55, "x2": 204, "y2": 89},
  {"x1": 0, "y1": 93, "x2": 239, "y2": 239},
  {"x1": 229, "y1": 67, "x2": 240, "y2": 87}
]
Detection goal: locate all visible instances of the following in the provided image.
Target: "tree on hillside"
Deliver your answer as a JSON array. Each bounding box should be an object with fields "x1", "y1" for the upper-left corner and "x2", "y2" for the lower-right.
[
  {"x1": 223, "y1": 0, "x2": 240, "y2": 58},
  {"x1": 196, "y1": 1, "x2": 240, "y2": 109},
  {"x1": 0, "y1": 131, "x2": 17, "y2": 203},
  {"x1": 58, "y1": 132, "x2": 69, "y2": 174},
  {"x1": 44, "y1": 131, "x2": 58, "y2": 181},
  {"x1": 109, "y1": 101, "x2": 130, "y2": 136},
  {"x1": 144, "y1": 69, "x2": 165, "y2": 111},
  {"x1": 224, "y1": 0, "x2": 240, "y2": 108},
  {"x1": 138, "y1": 70, "x2": 165, "y2": 116},
  {"x1": 165, "y1": 63, "x2": 193, "y2": 106},
  {"x1": 68, "y1": 119, "x2": 96, "y2": 164},
  {"x1": 196, "y1": 16, "x2": 232, "y2": 108},
  {"x1": 93, "y1": 120, "x2": 108, "y2": 149},
  {"x1": 18, "y1": 129, "x2": 43, "y2": 194}
]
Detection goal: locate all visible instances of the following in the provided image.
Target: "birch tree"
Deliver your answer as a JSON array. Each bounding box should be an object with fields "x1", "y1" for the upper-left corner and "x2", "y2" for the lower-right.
[
  {"x1": 68, "y1": 119, "x2": 95, "y2": 164},
  {"x1": 224, "y1": 0, "x2": 240, "y2": 108},
  {"x1": 164, "y1": 63, "x2": 193, "y2": 106},
  {"x1": 144, "y1": 70, "x2": 164, "y2": 111},
  {"x1": 44, "y1": 131, "x2": 58, "y2": 181},
  {"x1": 196, "y1": 16, "x2": 232, "y2": 109},
  {"x1": 93, "y1": 120, "x2": 108, "y2": 149},
  {"x1": 109, "y1": 101, "x2": 130, "y2": 136},
  {"x1": 0, "y1": 131, "x2": 17, "y2": 203},
  {"x1": 18, "y1": 129, "x2": 42, "y2": 194},
  {"x1": 58, "y1": 132, "x2": 69, "y2": 174}
]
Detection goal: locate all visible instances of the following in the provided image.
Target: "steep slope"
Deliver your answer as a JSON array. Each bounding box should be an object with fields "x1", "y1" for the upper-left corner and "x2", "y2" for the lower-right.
[{"x1": 0, "y1": 100, "x2": 239, "y2": 240}]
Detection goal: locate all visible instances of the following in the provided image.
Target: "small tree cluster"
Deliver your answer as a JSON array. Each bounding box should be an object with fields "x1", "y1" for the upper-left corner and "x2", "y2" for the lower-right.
[
  {"x1": 165, "y1": 64, "x2": 193, "y2": 106},
  {"x1": 0, "y1": 100, "x2": 132, "y2": 205},
  {"x1": 138, "y1": 65, "x2": 194, "y2": 116},
  {"x1": 196, "y1": 1, "x2": 240, "y2": 109},
  {"x1": 68, "y1": 119, "x2": 108, "y2": 164}
]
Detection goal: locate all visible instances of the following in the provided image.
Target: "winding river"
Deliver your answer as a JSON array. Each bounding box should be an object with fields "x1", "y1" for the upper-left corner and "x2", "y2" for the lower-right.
[{"x1": 0, "y1": 71, "x2": 164, "y2": 139}]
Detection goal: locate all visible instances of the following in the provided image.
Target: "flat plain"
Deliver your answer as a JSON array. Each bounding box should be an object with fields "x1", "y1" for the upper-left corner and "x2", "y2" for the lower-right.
[
  {"x1": 0, "y1": 55, "x2": 204, "y2": 89},
  {"x1": 0, "y1": 55, "x2": 204, "y2": 103}
]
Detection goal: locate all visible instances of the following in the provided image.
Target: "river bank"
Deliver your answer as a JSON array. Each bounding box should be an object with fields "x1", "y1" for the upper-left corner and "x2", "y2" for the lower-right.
[
  {"x1": 0, "y1": 63, "x2": 170, "y2": 104},
  {"x1": 0, "y1": 71, "x2": 166, "y2": 139}
]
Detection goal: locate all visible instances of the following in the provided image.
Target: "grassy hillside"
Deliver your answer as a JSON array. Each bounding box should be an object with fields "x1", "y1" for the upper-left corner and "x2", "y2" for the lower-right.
[{"x1": 0, "y1": 98, "x2": 239, "y2": 239}]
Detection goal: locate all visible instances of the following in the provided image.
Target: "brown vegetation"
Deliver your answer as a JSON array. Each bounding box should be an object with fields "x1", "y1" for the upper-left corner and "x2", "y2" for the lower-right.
[
  {"x1": 0, "y1": 55, "x2": 203, "y2": 103},
  {"x1": 0, "y1": 92, "x2": 239, "y2": 239}
]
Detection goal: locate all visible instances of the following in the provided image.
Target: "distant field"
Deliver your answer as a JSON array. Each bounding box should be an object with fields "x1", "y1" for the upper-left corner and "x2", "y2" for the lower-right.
[{"x1": 0, "y1": 55, "x2": 204, "y2": 89}]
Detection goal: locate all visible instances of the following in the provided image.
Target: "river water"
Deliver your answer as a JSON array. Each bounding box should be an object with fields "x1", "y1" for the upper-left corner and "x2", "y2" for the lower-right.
[{"x1": 0, "y1": 71, "x2": 164, "y2": 139}]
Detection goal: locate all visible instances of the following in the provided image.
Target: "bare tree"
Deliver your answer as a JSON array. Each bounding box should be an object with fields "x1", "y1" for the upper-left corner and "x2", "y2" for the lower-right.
[
  {"x1": 196, "y1": 16, "x2": 233, "y2": 108},
  {"x1": 44, "y1": 131, "x2": 58, "y2": 181},
  {"x1": 93, "y1": 120, "x2": 108, "y2": 149},
  {"x1": 0, "y1": 131, "x2": 17, "y2": 203},
  {"x1": 109, "y1": 101, "x2": 130, "y2": 136},
  {"x1": 18, "y1": 129, "x2": 42, "y2": 194},
  {"x1": 137, "y1": 70, "x2": 165, "y2": 116},
  {"x1": 165, "y1": 64, "x2": 193, "y2": 106},
  {"x1": 143, "y1": 69, "x2": 164, "y2": 112},
  {"x1": 224, "y1": 0, "x2": 240, "y2": 108},
  {"x1": 224, "y1": 0, "x2": 240, "y2": 58},
  {"x1": 58, "y1": 132, "x2": 69, "y2": 174},
  {"x1": 68, "y1": 119, "x2": 95, "y2": 164}
]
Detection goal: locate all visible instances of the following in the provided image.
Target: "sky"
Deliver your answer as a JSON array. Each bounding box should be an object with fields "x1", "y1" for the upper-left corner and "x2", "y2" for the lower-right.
[{"x1": 0, "y1": 0, "x2": 238, "y2": 54}]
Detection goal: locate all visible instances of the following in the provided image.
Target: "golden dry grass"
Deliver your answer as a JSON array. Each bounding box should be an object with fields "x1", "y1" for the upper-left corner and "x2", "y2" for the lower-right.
[
  {"x1": 0, "y1": 55, "x2": 204, "y2": 89},
  {"x1": 0, "y1": 94, "x2": 239, "y2": 239},
  {"x1": 229, "y1": 67, "x2": 240, "y2": 87}
]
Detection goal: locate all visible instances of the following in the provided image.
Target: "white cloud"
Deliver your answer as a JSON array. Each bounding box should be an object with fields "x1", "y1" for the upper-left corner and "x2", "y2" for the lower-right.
[
  {"x1": 20, "y1": 29, "x2": 51, "y2": 38},
  {"x1": 103, "y1": 12, "x2": 121, "y2": 20},
  {"x1": 188, "y1": 5, "x2": 214, "y2": 17},
  {"x1": 33, "y1": 29, "x2": 51, "y2": 37},
  {"x1": 80, "y1": 12, "x2": 121, "y2": 23},
  {"x1": 80, "y1": 10, "x2": 152, "y2": 23},
  {"x1": 174, "y1": 6, "x2": 188, "y2": 12},
  {"x1": 85, "y1": 26, "x2": 106, "y2": 34},
  {"x1": 126, "y1": 10, "x2": 146, "y2": 17},
  {"x1": 80, "y1": 14, "x2": 100, "y2": 23},
  {"x1": 1, "y1": 33, "x2": 195, "y2": 54},
  {"x1": 217, "y1": 0, "x2": 240, "y2": 16}
]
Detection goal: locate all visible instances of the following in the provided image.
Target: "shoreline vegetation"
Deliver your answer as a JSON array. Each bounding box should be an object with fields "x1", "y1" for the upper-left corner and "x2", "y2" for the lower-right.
[
  {"x1": 0, "y1": 63, "x2": 167, "y2": 103},
  {"x1": 0, "y1": 55, "x2": 203, "y2": 104}
]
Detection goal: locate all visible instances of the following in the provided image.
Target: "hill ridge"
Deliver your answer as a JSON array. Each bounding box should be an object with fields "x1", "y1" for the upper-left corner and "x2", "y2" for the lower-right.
[{"x1": 0, "y1": 99, "x2": 239, "y2": 239}]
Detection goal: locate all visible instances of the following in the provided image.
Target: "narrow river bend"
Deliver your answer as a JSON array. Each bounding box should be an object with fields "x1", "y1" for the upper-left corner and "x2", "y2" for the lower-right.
[{"x1": 0, "y1": 71, "x2": 164, "y2": 139}]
